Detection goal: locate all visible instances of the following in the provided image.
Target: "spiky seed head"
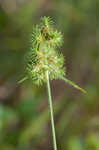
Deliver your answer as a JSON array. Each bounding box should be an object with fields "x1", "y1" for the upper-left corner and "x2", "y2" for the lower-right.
[
  {"x1": 25, "y1": 17, "x2": 65, "y2": 85},
  {"x1": 19, "y1": 16, "x2": 86, "y2": 93}
]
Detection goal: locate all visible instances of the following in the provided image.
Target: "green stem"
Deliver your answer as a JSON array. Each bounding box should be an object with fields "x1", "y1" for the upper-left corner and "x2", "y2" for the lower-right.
[{"x1": 46, "y1": 71, "x2": 57, "y2": 150}]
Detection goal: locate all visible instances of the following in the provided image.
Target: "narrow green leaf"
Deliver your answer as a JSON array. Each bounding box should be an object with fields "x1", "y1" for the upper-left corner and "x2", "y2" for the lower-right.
[
  {"x1": 59, "y1": 76, "x2": 86, "y2": 94},
  {"x1": 18, "y1": 76, "x2": 28, "y2": 84}
]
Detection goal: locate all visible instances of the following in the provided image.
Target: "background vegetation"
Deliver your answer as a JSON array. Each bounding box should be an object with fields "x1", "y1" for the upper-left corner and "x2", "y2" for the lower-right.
[{"x1": 0, "y1": 0, "x2": 98, "y2": 149}]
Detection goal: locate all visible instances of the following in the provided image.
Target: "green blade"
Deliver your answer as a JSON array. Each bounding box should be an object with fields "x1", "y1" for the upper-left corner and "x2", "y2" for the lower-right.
[
  {"x1": 59, "y1": 76, "x2": 86, "y2": 94},
  {"x1": 18, "y1": 76, "x2": 28, "y2": 84}
]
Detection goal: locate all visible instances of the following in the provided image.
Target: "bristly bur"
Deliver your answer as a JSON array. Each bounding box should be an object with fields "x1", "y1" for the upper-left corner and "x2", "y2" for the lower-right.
[{"x1": 19, "y1": 16, "x2": 86, "y2": 93}]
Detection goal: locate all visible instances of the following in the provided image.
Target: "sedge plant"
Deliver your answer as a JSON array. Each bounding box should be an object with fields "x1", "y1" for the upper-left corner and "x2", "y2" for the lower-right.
[{"x1": 19, "y1": 17, "x2": 86, "y2": 150}]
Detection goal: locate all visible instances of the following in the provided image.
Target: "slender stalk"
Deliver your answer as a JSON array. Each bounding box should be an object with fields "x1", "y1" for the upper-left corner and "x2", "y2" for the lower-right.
[{"x1": 46, "y1": 71, "x2": 57, "y2": 150}]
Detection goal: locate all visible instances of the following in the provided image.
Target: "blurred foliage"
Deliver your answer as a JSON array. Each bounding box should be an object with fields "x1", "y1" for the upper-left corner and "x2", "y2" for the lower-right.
[{"x1": 0, "y1": 0, "x2": 98, "y2": 150}]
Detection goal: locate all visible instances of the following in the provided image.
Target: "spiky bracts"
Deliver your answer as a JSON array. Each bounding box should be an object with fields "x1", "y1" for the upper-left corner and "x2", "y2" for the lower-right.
[
  {"x1": 19, "y1": 16, "x2": 86, "y2": 93},
  {"x1": 26, "y1": 17, "x2": 65, "y2": 85}
]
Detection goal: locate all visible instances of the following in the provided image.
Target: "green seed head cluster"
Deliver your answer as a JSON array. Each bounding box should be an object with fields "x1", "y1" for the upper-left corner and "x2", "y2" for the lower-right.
[
  {"x1": 19, "y1": 17, "x2": 86, "y2": 93},
  {"x1": 26, "y1": 17, "x2": 65, "y2": 85}
]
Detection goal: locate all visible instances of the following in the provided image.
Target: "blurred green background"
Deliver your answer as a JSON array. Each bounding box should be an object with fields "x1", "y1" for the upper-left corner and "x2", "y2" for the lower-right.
[{"x1": 0, "y1": 0, "x2": 98, "y2": 150}]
